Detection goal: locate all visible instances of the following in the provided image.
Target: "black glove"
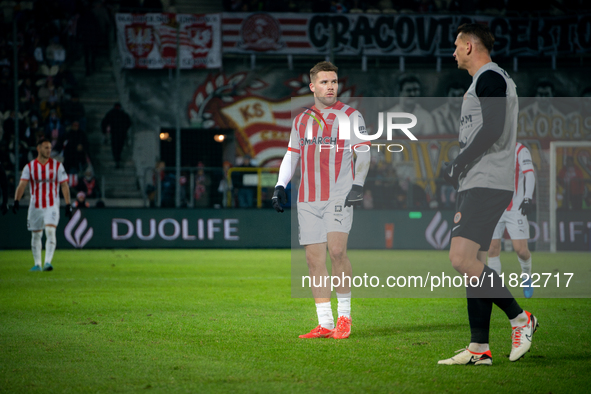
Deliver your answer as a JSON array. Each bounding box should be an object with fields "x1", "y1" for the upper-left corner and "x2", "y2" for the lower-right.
[
  {"x1": 442, "y1": 160, "x2": 466, "y2": 191},
  {"x1": 272, "y1": 186, "x2": 287, "y2": 213},
  {"x1": 519, "y1": 198, "x2": 534, "y2": 216},
  {"x1": 345, "y1": 184, "x2": 364, "y2": 207},
  {"x1": 0, "y1": 201, "x2": 7, "y2": 215},
  {"x1": 11, "y1": 200, "x2": 19, "y2": 214},
  {"x1": 65, "y1": 204, "x2": 73, "y2": 218}
]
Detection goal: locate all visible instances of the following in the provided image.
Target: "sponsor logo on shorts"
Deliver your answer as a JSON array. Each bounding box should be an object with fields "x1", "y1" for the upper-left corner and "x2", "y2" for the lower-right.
[
  {"x1": 454, "y1": 212, "x2": 461, "y2": 223},
  {"x1": 334, "y1": 218, "x2": 343, "y2": 225},
  {"x1": 335, "y1": 205, "x2": 342, "y2": 213}
]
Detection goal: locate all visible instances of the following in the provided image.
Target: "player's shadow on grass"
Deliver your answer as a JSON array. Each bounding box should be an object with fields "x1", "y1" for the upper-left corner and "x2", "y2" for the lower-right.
[{"x1": 355, "y1": 323, "x2": 466, "y2": 338}]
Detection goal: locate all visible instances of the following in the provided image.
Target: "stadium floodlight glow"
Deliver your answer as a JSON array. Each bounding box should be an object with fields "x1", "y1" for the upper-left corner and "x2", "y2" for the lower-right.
[
  {"x1": 214, "y1": 134, "x2": 225, "y2": 142},
  {"x1": 159, "y1": 132, "x2": 169, "y2": 140}
]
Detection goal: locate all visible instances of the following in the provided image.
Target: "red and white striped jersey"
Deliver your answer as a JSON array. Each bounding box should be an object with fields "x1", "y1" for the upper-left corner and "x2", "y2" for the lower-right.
[
  {"x1": 21, "y1": 158, "x2": 68, "y2": 209},
  {"x1": 288, "y1": 101, "x2": 371, "y2": 203},
  {"x1": 507, "y1": 142, "x2": 535, "y2": 211}
]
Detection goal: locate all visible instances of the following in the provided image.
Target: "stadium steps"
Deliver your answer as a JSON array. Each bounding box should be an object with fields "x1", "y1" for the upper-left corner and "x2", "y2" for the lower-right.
[
  {"x1": 69, "y1": 58, "x2": 144, "y2": 203},
  {"x1": 16, "y1": 196, "x2": 144, "y2": 208},
  {"x1": 87, "y1": 198, "x2": 144, "y2": 207}
]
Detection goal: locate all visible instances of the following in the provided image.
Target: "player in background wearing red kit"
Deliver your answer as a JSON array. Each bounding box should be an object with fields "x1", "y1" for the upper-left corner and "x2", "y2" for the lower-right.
[
  {"x1": 13, "y1": 139, "x2": 73, "y2": 272},
  {"x1": 272, "y1": 61, "x2": 371, "y2": 339},
  {"x1": 488, "y1": 142, "x2": 536, "y2": 298}
]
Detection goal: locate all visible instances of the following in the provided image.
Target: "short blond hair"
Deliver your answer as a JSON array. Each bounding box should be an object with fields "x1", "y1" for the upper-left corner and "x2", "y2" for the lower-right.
[{"x1": 310, "y1": 61, "x2": 338, "y2": 82}]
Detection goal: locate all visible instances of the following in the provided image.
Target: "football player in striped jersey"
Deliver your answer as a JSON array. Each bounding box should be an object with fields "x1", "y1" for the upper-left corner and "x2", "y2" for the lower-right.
[
  {"x1": 13, "y1": 139, "x2": 72, "y2": 272},
  {"x1": 273, "y1": 61, "x2": 371, "y2": 339},
  {"x1": 487, "y1": 142, "x2": 536, "y2": 298}
]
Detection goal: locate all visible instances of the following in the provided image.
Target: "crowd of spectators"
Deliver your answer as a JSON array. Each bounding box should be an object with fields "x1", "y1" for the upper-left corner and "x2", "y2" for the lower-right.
[
  {"x1": 0, "y1": 0, "x2": 110, "y2": 199},
  {"x1": 118, "y1": 0, "x2": 163, "y2": 12},
  {"x1": 223, "y1": 0, "x2": 591, "y2": 15}
]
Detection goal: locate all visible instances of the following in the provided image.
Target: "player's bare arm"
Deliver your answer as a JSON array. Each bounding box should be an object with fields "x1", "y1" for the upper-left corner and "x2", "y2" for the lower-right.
[
  {"x1": 61, "y1": 182, "x2": 71, "y2": 205},
  {"x1": 61, "y1": 176, "x2": 73, "y2": 219},
  {"x1": 12, "y1": 179, "x2": 29, "y2": 213},
  {"x1": 14, "y1": 179, "x2": 29, "y2": 202}
]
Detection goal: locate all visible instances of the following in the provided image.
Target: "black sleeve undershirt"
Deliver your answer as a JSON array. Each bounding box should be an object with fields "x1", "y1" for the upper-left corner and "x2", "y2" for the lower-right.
[{"x1": 455, "y1": 70, "x2": 507, "y2": 168}]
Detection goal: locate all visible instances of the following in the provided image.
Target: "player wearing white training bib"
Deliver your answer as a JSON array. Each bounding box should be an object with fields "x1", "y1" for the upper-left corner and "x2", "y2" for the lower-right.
[
  {"x1": 439, "y1": 23, "x2": 537, "y2": 367},
  {"x1": 12, "y1": 139, "x2": 73, "y2": 272},
  {"x1": 272, "y1": 61, "x2": 371, "y2": 340},
  {"x1": 488, "y1": 142, "x2": 536, "y2": 298}
]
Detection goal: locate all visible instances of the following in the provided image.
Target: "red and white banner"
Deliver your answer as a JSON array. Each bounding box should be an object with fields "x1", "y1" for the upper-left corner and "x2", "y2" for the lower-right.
[
  {"x1": 222, "y1": 12, "x2": 591, "y2": 56},
  {"x1": 116, "y1": 13, "x2": 221, "y2": 69},
  {"x1": 187, "y1": 71, "x2": 357, "y2": 166},
  {"x1": 222, "y1": 13, "x2": 311, "y2": 53}
]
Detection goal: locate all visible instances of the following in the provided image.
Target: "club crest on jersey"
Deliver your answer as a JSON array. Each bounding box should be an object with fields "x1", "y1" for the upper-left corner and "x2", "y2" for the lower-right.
[
  {"x1": 335, "y1": 205, "x2": 342, "y2": 213},
  {"x1": 302, "y1": 107, "x2": 328, "y2": 132},
  {"x1": 454, "y1": 212, "x2": 461, "y2": 223}
]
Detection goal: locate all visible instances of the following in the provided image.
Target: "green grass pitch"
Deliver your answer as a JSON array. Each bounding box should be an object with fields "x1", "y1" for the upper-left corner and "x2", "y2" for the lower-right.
[{"x1": 1, "y1": 249, "x2": 590, "y2": 393}]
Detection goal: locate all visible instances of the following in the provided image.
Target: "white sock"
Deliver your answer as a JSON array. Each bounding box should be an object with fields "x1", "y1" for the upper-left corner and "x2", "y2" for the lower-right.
[
  {"x1": 316, "y1": 302, "x2": 334, "y2": 330},
  {"x1": 44, "y1": 226, "x2": 57, "y2": 265},
  {"x1": 336, "y1": 292, "x2": 351, "y2": 318},
  {"x1": 510, "y1": 311, "x2": 528, "y2": 327},
  {"x1": 487, "y1": 256, "x2": 502, "y2": 275},
  {"x1": 31, "y1": 231, "x2": 43, "y2": 267},
  {"x1": 519, "y1": 256, "x2": 532, "y2": 277},
  {"x1": 468, "y1": 343, "x2": 490, "y2": 353}
]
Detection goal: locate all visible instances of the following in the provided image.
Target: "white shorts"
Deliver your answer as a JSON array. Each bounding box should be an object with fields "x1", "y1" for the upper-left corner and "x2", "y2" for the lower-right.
[
  {"x1": 492, "y1": 209, "x2": 529, "y2": 240},
  {"x1": 297, "y1": 199, "x2": 353, "y2": 245},
  {"x1": 27, "y1": 205, "x2": 60, "y2": 231}
]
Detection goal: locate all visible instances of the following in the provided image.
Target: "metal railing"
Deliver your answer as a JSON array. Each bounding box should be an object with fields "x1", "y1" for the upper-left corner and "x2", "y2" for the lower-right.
[
  {"x1": 142, "y1": 166, "x2": 280, "y2": 208},
  {"x1": 226, "y1": 167, "x2": 279, "y2": 208},
  {"x1": 141, "y1": 165, "x2": 480, "y2": 210},
  {"x1": 144, "y1": 166, "x2": 224, "y2": 208}
]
